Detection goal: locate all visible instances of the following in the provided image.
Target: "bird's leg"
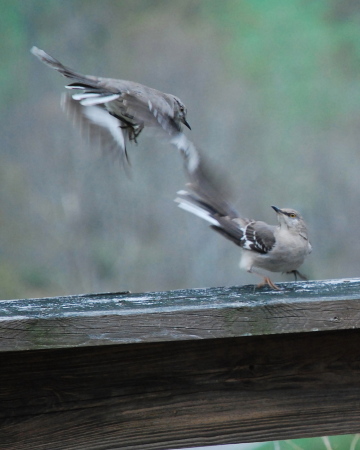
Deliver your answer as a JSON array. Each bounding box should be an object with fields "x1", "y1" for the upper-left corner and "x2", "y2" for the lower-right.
[
  {"x1": 249, "y1": 269, "x2": 281, "y2": 290},
  {"x1": 287, "y1": 270, "x2": 308, "y2": 281},
  {"x1": 121, "y1": 124, "x2": 143, "y2": 143},
  {"x1": 132, "y1": 124, "x2": 144, "y2": 141},
  {"x1": 257, "y1": 276, "x2": 281, "y2": 290},
  {"x1": 119, "y1": 123, "x2": 137, "y2": 142},
  {"x1": 110, "y1": 113, "x2": 142, "y2": 143}
]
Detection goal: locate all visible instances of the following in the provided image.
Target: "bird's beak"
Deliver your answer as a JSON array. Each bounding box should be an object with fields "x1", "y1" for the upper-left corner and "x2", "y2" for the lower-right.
[
  {"x1": 271, "y1": 205, "x2": 283, "y2": 214},
  {"x1": 182, "y1": 118, "x2": 191, "y2": 130}
]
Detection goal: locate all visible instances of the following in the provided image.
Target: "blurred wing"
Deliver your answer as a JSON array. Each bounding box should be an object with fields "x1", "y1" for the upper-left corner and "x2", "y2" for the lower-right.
[
  {"x1": 171, "y1": 132, "x2": 238, "y2": 219},
  {"x1": 67, "y1": 84, "x2": 183, "y2": 150},
  {"x1": 61, "y1": 93, "x2": 130, "y2": 169}
]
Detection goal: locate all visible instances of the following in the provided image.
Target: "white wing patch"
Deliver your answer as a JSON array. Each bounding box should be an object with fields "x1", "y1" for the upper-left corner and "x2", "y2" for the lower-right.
[
  {"x1": 82, "y1": 105, "x2": 125, "y2": 150},
  {"x1": 240, "y1": 224, "x2": 253, "y2": 250},
  {"x1": 74, "y1": 93, "x2": 120, "y2": 106},
  {"x1": 240, "y1": 223, "x2": 271, "y2": 253},
  {"x1": 71, "y1": 93, "x2": 100, "y2": 101}
]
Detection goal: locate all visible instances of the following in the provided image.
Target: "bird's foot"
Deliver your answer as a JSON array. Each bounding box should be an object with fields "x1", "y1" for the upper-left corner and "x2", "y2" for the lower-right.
[
  {"x1": 257, "y1": 277, "x2": 281, "y2": 290},
  {"x1": 287, "y1": 270, "x2": 308, "y2": 281}
]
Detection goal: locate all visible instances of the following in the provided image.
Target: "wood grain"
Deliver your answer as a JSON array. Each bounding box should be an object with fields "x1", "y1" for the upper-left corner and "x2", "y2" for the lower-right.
[
  {"x1": 1, "y1": 329, "x2": 360, "y2": 449},
  {"x1": 1, "y1": 278, "x2": 360, "y2": 449},
  {"x1": 1, "y1": 278, "x2": 360, "y2": 352}
]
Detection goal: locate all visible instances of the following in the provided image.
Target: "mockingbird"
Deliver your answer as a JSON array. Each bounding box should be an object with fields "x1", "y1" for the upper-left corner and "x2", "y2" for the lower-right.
[
  {"x1": 31, "y1": 46, "x2": 191, "y2": 167},
  {"x1": 175, "y1": 164, "x2": 312, "y2": 289}
]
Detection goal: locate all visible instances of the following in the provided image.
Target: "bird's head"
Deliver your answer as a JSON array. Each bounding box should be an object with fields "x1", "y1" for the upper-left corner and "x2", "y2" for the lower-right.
[
  {"x1": 173, "y1": 96, "x2": 191, "y2": 130},
  {"x1": 272, "y1": 206, "x2": 306, "y2": 231}
]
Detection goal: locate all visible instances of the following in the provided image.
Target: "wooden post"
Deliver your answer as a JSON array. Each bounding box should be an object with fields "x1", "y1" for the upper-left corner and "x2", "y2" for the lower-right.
[{"x1": 1, "y1": 278, "x2": 360, "y2": 449}]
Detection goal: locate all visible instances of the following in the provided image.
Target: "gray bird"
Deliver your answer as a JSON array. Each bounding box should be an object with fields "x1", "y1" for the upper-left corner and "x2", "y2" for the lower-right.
[
  {"x1": 31, "y1": 46, "x2": 191, "y2": 166},
  {"x1": 175, "y1": 173, "x2": 311, "y2": 289}
]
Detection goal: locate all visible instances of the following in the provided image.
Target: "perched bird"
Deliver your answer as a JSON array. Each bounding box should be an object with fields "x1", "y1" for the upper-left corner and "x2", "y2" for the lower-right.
[
  {"x1": 31, "y1": 46, "x2": 191, "y2": 167},
  {"x1": 175, "y1": 171, "x2": 312, "y2": 289}
]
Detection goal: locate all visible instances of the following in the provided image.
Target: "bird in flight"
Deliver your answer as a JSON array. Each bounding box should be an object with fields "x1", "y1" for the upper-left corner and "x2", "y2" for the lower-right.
[{"x1": 31, "y1": 46, "x2": 191, "y2": 168}]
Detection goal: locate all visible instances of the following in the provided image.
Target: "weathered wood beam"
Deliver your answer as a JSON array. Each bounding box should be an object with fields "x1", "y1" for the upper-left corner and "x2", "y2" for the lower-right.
[
  {"x1": 0, "y1": 278, "x2": 360, "y2": 352},
  {"x1": 1, "y1": 278, "x2": 360, "y2": 450}
]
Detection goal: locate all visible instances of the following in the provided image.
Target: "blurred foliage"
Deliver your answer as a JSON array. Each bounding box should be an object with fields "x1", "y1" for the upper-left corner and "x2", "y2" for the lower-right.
[
  {"x1": 0, "y1": 1, "x2": 27, "y2": 105},
  {"x1": 204, "y1": 0, "x2": 360, "y2": 125},
  {"x1": 202, "y1": 0, "x2": 360, "y2": 195},
  {"x1": 1, "y1": 0, "x2": 360, "y2": 300}
]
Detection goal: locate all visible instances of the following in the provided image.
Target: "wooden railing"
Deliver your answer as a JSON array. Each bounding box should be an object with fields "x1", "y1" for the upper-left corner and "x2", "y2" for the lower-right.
[{"x1": 1, "y1": 278, "x2": 360, "y2": 449}]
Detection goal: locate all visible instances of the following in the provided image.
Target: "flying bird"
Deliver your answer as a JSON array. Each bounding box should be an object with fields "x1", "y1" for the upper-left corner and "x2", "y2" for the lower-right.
[{"x1": 31, "y1": 46, "x2": 191, "y2": 167}]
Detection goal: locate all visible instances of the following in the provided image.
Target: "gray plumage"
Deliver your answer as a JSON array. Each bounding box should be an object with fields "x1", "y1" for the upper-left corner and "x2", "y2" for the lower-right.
[
  {"x1": 175, "y1": 177, "x2": 312, "y2": 290},
  {"x1": 31, "y1": 46, "x2": 190, "y2": 167}
]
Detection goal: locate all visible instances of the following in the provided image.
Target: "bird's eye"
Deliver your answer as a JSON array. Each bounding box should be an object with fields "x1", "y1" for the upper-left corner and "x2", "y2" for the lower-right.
[{"x1": 289, "y1": 213, "x2": 297, "y2": 218}]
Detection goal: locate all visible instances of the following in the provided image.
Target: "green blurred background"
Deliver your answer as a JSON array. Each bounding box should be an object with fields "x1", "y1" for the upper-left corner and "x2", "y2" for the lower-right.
[
  {"x1": 2, "y1": 0, "x2": 360, "y2": 300},
  {"x1": 189, "y1": 433, "x2": 360, "y2": 449}
]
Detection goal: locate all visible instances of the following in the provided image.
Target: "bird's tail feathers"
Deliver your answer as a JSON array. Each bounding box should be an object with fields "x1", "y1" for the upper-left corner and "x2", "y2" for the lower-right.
[
  {"x1": 175, "y1": 189, "x2": 245, "y2": 247},
  {"x1": 175, "y1": 192, "x2": 220, "y2": 226},
  {"x1": 31, "y1": 46, "x2": 98, "y2": 87}
]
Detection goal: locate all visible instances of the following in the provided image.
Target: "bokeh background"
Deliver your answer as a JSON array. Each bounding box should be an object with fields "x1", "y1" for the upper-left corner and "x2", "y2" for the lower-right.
[{"x1": 2, "y1": 0, "x2": 360, "y2": 300}]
